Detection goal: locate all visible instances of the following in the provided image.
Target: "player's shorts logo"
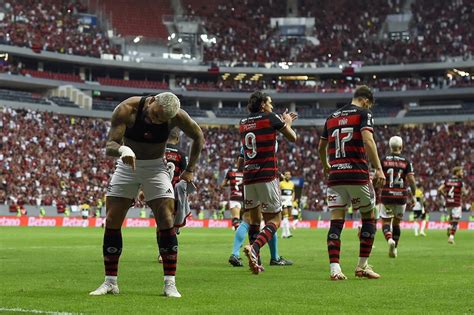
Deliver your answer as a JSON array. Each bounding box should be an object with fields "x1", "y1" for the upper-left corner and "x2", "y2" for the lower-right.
[
  {"x1": 351, "y1": 197, "x2": 360, "y2": 205},
  {"x1": 328, "y1": 195, "x2": 337, "y2": 202},
  {"x1": 261, "y1": 203, "x2": 269, "y2": 210},
  {"x1": 245, "y1": 200, "x2": 253, "y2": 206}
]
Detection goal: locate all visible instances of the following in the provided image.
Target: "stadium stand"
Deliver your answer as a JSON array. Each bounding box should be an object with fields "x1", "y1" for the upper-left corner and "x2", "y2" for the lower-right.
[
  {"x1": 0, "y1": 89, "x2": 49, "y2": 104},
  {"x1": 49, "y1": 96, "x2": 79, "y2": 108},
  {"x1": 2, "y1": 107, "x2": 471, "y2": 214},
  {"x1": 96, "y1": 0, "x2": 172, "y2": 39},
  {"x1": 23, "y1": 69, "x2": 83, "y2": 83},
  {"x1": 0, "y1": 0, "x2": 118, "y2": 57},
  {"x1": 97, "y1": 77, "x2": 169, "y2": 89}
]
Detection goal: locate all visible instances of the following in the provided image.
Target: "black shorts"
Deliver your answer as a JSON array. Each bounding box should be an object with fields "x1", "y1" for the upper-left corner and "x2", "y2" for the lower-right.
[{"x1": 413, "y1": 210, "x2": 425, "y2": 220}]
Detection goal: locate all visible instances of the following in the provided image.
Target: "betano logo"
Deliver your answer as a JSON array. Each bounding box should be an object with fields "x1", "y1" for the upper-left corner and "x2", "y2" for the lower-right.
[
  {"x1": 0, "y1": 217, "x2": 21, "y2": 226},
  {"x1": 28, "y1": 217, "x2": 57, "y2": 227}
]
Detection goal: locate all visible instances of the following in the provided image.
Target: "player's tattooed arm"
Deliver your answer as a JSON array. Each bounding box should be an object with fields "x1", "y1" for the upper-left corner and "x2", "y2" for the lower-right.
[
  {"x1": 361, "y1": 130, "x2": 385, "y2": 188},
  {"x1": 437, "y1": 184, "x2": 446, "y2": 197},
  {"x1": 173, "y1": 109, "x2": 204, "y2": 174},
  {"x1": 106, "y1": 103, "x2": 130, "y2": 157}
]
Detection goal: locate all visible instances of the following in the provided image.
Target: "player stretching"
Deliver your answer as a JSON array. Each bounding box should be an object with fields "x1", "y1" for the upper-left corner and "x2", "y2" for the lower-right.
[
  {"x1": 379, "y1": 136, "x2": 417, "y2": 258},
  {"x1": 90, "y1": 93, "x2": 204, "y2": 298},
  {"x1": 318, "y1": 86, "x2": 385, "y2": 280},
  {"x1": 438, "y1": 167, "x2": 468, "y2": 244},
  {"x1": 240, "y1": 91, "x2": 297, "y2": 274},
  {"x1": 221, "y1": 160, "x2": 244, "y2": 230},
  {"x1": 280, "y1": 171, "x2": 295, "y2": 238},
  {"x1": 412, "y1": 188, "x2": 427, "y2": 236}
]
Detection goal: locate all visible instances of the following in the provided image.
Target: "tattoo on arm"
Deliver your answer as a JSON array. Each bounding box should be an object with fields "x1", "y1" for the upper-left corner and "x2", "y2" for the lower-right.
[
  {"x1": 106, "y1": 105, "x2": 128, "y2": 157},
  {"x1": 175, "y1": 110, "x2": 204, "y2": 171}
]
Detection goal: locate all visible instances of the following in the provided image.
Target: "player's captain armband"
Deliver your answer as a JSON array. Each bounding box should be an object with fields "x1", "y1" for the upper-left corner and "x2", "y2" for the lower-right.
[{"x1": 118, "y1": 145, "x2": 136, "y2": 158}]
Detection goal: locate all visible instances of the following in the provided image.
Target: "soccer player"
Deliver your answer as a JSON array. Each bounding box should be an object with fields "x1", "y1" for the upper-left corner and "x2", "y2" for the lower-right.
[
  {"x1": 318, "y1": 85, "x2": 385, "y2": 280},
  {"x1": 379, "y1": 136, "x2": 417, "y2": 258},
  {"x1": 438, "y1": 166, "x2": 468, "y2": 244},
  {"x1": 412, "y1": 188, "x2": 427, "y2": 236},
  {"x1": 280, "y1": 171, "x2": 295, "y2": 238},
  {"x1": 89, "y1": 92, "x2": 204, "y2": 298},
  {"x1": 228, "y1": 153, "x2": 293, "y2": 267},
  {"x1": 240, "y1": 91, "x2": 297, "y2": 274},
  {"x1": 221, "y1": 159, "x2": 244, "y2": 230}
]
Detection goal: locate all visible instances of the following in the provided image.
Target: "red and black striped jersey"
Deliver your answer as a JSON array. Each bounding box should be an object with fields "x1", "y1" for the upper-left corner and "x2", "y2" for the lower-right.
[
  {"x1": 381, "y1": 154, "x2": 414, "y2": 205},
  {"x1": 165, "y1": 144, "x2": 188, "y2": 187},
  {"x1": 443, "y1": 177, "x2": 464, "y2": 207},
  {"x1": 225, "y1": 168, "x2": 244, "y2": 201},
  {"x1": 239, "y1": 112, "x2": 285, "y2": 185},
  {"x1": 321, "y1": 104, "x2": 374, "y2": 187}
]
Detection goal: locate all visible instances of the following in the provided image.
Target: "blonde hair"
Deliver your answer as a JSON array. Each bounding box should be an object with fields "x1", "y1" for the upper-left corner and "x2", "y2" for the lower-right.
[
  {"x1": 389, "y1": 136, "x2": 403, "y2": 151},
  {"x1": 155, "y1": 92, "x2": 180, "y2": 119},
  {"x1": 452, "y1": 166, "x2": 463, "y2": 174}
]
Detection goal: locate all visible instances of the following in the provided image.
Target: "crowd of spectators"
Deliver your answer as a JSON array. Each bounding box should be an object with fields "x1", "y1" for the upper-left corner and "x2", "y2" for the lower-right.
[
  {"x1": 176, "y1": 74, "x2": 474, "y2": 94},
  {"x1": 187, "y1": 0, "x2": 473, "y2": 65},
  {"x1": 0, "y1": 0, "x2": 119, "y2": 58},
  {"x1": 1, "y1": 106, "x2": 471, "y2": 214}
]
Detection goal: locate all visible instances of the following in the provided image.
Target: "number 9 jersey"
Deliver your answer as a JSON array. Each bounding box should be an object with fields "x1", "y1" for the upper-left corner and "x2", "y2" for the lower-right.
[
  {"x1": 321, "y1": 104, "x2": 374, "y2": 187},
  {"x1": 239, "y1": 112, "x2": 285, "y2": 185}
]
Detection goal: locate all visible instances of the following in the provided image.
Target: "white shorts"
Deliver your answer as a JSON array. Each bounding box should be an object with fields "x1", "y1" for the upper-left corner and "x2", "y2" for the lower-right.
[
  {"x1": 379, "y1": 204, "x2": 406, "y2": 219},
  {"x1": 229, "y1": 200, "x2": 242, "y2": 210},
  {"x1": 291, "y1": 208, "x2": 299, "y2": 216},
  {"x1": 447, "y1": 207, "x2": 462, "y2": 219},
  {"x1": 281, "y1": 196, "x2": 293, "y2": 208},
  {"x1": 327, "y1": 184, "x2": 375, "y2": 213},
  {"x1": 106, "y1": 158, "x2": 174, "y2": 202},
  {"x1": 244, "y1": 178, "x2": 282, "y2": 213}
]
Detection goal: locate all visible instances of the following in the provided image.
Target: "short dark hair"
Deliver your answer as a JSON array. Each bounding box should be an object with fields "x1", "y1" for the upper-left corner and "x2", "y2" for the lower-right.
[
  {"x1": 247, "y1": 91, "x2": 268, "y2": 113},
  {"x1": 168, "y1": 127, "x2": 180, "y2": 141},
  {"x1": 353, "y1": 85, "x2": 374, "y2": 104}
]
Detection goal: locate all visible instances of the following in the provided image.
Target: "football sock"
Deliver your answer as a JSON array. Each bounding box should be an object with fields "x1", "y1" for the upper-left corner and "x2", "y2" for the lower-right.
[
  {"x1": 450, "y1": 221, "x2": 458, "y2": 236},
  {"x1": 268, "y1": 231, "x2": 279, "y2": 260},
  {"x1": 251, "y1": 223, "x2": 277, "y2": 254},
  {"x1": 159, "y1": 228, "x2": 178, "y2": 276},
  {"x1": 231, "y1": 217, "x2": 240, "y2": 229},
  {"x1": 103, "y1": 228, "x2": 122, "y2": 277},
  {"x1": 359, "y1": 219, "x2": 376, "y2": 266},
  {"x1": 382, "y1": 223, "x2": 392, "y2": 241},
  {"x1": 392, "y1": 224, "x2": 401, "y2": 247},
  {"x1": 420, "y1": 220, "x2": 427, "y2": 234},
  {"x1": 327, "y1": 219, "x2": 344, "y2": 264},
  {"x1": 232, "y1": 221, "x2": 249, "y2": 257},
  {"x1": 413, "y1": 221, "x2": 419, "y2": 235},
  {"x1": 248, "y1": 224, "x2": 260, "y2": 245}
]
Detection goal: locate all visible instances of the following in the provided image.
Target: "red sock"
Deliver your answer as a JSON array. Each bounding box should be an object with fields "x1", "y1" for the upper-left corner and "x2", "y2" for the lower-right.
[
  {"x1": 251, "y1": 223, "x2": 277, "y2": 254},
  {"x1": 159, "y1": 228, "x2": 178, "y2": 276}
]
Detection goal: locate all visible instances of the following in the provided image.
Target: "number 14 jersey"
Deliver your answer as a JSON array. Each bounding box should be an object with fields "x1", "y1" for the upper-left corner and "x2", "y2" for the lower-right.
[
  {"x1": 321, "y1": 104, "x2": 374, "y2": 187},
  {"x1": 239, "y1": 112, "x2": 285, "y2": 185}
]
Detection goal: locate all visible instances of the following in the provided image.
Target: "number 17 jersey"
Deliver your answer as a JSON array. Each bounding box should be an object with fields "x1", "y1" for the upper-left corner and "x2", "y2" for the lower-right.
[
  {"x1": 239, "y1": 112, "x2": 285, "y2": 185},
  {"x1": 321, "y1": 104, "x2": 374, "y2": 187}
]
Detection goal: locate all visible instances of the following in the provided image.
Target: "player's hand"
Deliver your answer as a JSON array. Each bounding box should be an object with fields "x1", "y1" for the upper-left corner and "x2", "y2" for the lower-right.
[
  {"x1": 323, "y1": 164, "x2": 330, "y2": 177},
  {"x1": 289, "y1": 112, "x2": 298, "y2": 121},
  {"x1": 180, "y1": 170, "x2": 194, "y2": 183},
  {"x1": 410, "y1": 196, "x2": 417, "y2": 207},
  {"x1": 119, "y1": 145, "x2": 136, "y2": 171},
  {"x1": 122, "y1": 155, "x2": 136, "y2": 171},
  {"x1": 281, "y1": 109, "x2": 293, "y2": 125},
  {"x1": 373, "y1": 169, "x2": 386, "y2": 189}
]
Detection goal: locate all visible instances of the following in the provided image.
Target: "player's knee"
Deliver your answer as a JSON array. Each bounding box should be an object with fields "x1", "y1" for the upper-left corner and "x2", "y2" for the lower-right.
[{"x1": 393, "y1": 217, "x2": 401, "y2": 226}]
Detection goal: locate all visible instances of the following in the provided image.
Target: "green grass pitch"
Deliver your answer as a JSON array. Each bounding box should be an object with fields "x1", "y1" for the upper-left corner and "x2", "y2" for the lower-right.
[{"x1": 0, "y1": 227, "x2": 473, "y2": 314}]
